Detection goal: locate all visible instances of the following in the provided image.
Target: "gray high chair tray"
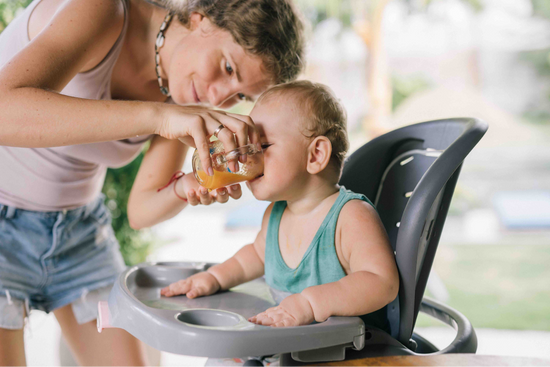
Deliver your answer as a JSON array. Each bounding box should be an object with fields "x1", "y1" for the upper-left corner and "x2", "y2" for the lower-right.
[{"x1": 98, "y1": 261, "x2": 366, "y2": 362}]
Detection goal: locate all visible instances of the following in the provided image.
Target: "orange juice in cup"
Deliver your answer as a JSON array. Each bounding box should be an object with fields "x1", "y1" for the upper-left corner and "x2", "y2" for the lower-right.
[{"x1": 192, "y1": 140, "x2": 264, "y2": 190}]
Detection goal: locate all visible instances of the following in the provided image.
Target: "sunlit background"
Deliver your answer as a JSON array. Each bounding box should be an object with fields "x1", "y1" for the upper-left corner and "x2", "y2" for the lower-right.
[{"x1": 2, "y1": 0, "x2": 550, "y2": 365}]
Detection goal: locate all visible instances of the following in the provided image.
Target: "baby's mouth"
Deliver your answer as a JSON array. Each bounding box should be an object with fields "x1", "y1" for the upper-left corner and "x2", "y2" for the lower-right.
[{"x1": 249, "y1": 174, "x2": 264, "y2": 183}]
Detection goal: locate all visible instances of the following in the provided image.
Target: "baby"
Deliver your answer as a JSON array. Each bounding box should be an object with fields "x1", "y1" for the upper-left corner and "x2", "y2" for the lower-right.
[{"x1": 161, "y1": 81, "x2": 399, "y2": 331}]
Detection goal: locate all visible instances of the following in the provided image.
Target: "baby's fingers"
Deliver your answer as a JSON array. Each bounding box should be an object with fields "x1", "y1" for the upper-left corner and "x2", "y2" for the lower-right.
[
  {"x1": 161, "y1": 279, "x2": 191, "y2": 297},
  {"x1": 251, "y1": 312, "x2": 275, "y2": 326},
  {"x1": 214, "y1": 188, "x2": 229, "y2": 203},
  {"x1": 271, "y1": 318, "x2": 298, "y2": 328},
  {"x1": 227, "y1": 184, "x2": 242, "y2": 200},
  {"x1": 186, "y1": 189, "x2": 200, "y2": 206},
  {"x1": 186, "y1": 285, "x2": 210, "y2": 299},
  {"x1": 198, "y1": 187, "x2": 213, "y2": 205}
]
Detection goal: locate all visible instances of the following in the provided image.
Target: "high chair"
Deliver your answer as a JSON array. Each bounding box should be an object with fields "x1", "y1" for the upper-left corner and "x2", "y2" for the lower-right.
[{"x1": 97, "y1": 117, "x2": 488, "y2": 364}]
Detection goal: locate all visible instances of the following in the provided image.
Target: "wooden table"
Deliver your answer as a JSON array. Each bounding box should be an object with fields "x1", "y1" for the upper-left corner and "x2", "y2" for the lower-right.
[{"x1": 312, "y1": 354, "x2": 550, "y2": 366}]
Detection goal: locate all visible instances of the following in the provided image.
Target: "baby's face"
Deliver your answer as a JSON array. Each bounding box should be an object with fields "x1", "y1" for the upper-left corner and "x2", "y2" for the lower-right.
[{"x1": 247, "y1": 95, "x2": 310, "y2": 201}]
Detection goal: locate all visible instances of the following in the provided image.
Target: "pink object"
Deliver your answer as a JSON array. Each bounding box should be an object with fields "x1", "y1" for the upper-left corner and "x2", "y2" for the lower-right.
[{"x1": 97, "y1": 301, "x2": 112, "y2": 333}]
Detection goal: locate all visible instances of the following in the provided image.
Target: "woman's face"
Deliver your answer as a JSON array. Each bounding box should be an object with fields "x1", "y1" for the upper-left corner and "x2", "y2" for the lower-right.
[{"x1": 166, "y1": 14, "x2": 272, "y2": 108}]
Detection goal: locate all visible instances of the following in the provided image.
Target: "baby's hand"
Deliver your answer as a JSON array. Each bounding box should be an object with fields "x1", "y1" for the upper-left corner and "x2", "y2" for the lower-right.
[
  {"x1": 248, "y1": 293, "x2": 315, "y2": 327},
  {"x1": 160, "y1": 272, "x2": 220, "y2": 299},
  {"x1": 180, "y1": 173, "x2": 241, "y2": 206}
]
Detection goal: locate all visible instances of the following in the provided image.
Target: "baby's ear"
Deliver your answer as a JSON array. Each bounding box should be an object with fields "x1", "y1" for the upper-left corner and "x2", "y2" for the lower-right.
[{"x1": 306, "y1": 136, "x2": 332, "y2": 175}]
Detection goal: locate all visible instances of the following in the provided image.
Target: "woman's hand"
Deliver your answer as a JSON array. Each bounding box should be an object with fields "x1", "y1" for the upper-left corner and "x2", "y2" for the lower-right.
[
  {"x1": 179, "y1": 173, "x2": 242, "y2": 206},
  {"x1": 248, "y1": 293, "x2": 315, "y2": 327},
  {"x1": 161, "y1": 272, "x2": 221, "y2": 299},
  {"x1": 157, "y1": 105, "x2": 260, "y2": 177}
]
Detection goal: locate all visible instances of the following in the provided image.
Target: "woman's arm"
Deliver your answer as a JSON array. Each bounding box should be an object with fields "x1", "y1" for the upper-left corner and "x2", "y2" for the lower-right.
[
  {"x1": 127, "y1": 135, "x2": 243, "y2": 229},
  {"x1": 127, "y1": 136, "x2": 188, "y2": 229},
  {"x1": 250, "y1": 200, "x2": 399, "y2": 326},
  {"x1": 0, "y1": 0, "x2": 159, "y2": 146},
  {"x1": 0, "y1": 0, "x2": 259, "y2": 175}
]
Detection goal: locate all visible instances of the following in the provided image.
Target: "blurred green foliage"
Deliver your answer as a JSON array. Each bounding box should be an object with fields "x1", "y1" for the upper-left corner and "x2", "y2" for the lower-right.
[
  {"x1": 102, "y1": 150, "x2": 155, "y2": 266},
  {"x1": 423, "y1": 0, "x2": 483, "y2": 12},
  {"x1": 391, "y1": 75, "x2": 431, "y2": 111},
  {"x1": 295, "y1": 0, "x2": 354, "y2": 28},
  {"x1": 532, "y1": 0, "x2": 550, "y2": 19},
  {"x1": 520, "y1": 1, "x2": 550, "y2": 124},
  {"x1": 418, "y1": 244, "x2": 550, "y2": 331},
  {"x1": 0, "y1": 0, "x2": 32, "y2": 31}
]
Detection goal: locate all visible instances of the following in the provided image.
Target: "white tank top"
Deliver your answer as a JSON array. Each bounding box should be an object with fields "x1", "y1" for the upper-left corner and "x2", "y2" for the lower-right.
[{"x1": 0, "y1": 0, "x2": 152, "y2": 211}]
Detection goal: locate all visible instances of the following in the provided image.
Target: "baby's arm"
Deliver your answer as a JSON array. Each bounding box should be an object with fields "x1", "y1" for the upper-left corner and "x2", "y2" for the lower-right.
[
  {"x1": 161, "y1": 203, "x2": 273, "y2": 298},
  {"x1": 251, "y1": 200, "x2": 398, "y2": 326},
  {"x1": 303, "y1": 200, "x2": 399, "y2": 321}
]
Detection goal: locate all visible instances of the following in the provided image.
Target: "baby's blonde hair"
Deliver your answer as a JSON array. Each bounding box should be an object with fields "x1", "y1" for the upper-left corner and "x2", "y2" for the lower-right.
[{"x1": 258, "y1": 80, "x2": 349, "y2": 172}]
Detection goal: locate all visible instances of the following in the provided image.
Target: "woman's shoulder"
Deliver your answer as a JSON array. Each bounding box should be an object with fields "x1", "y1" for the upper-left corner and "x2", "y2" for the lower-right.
[
  {"x1": 28, "y1": 0, "x2": 125, "y2": 72},
  {"x1": 29, "y1": 0, "x2": 125, "y2": 40}
]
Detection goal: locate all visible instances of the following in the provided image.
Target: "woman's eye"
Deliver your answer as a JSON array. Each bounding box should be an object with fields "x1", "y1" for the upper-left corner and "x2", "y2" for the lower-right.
[
  {"x1": 237, "y1": 93, "x2": 246, "y2": 101},
  {"x1": 225, "y1": 61, "x2": 233, "y2": 74},
  {"x1": 261, "y1": 143, "x2": 272, "y2": 150}
]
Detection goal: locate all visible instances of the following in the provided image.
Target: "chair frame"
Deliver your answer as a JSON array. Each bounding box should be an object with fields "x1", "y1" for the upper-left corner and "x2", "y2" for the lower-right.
[{"x1": 336, "y1": 117, "x2": 488, "y2": 356}]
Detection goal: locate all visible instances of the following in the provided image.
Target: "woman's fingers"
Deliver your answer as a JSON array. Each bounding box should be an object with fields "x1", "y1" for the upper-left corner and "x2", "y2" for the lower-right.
[
  {"x1": 225, "y1": 113, "x2": 260, "y2": 146},
  {"x1": 178, "y1": 110, "x2": 258, "y2": 179},
  {"x1": 190, "y1": 115, "x2": 214, "y2": 177},
  {"x1": 214, "y1": 113, "x2": 248, "y2": 149},
  {"x1": 215, "y1": 122, "x2": 238, "y2": 152}
]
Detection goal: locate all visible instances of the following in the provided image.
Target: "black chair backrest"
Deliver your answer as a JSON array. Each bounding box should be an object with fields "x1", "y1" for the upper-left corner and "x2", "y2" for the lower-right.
[{"x1": 339, "y1": 117, "x2": 488, "y2": 349}]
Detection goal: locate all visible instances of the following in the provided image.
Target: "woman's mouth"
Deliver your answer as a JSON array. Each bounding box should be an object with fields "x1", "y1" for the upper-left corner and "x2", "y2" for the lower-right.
[{"x1": 192, "y1": 82, "x2": 200, "y2": 103}]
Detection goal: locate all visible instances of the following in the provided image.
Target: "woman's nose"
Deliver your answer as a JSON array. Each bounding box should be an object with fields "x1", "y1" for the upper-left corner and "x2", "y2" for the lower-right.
[{"x1": 208, "y1": 84, "x2": 235, "y2": 107}]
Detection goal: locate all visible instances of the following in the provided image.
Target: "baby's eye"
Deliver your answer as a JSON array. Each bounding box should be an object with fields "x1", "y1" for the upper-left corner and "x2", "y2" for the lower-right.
[
  {"x1": 237, "y1": 93, "x2": 246, "y2": 101},
  {"x1": 261, "y1": 143, "x2": 273, "y2": 150},
  {"x1": 225, "y1": 61, "x2": 233, "y2": 74}
]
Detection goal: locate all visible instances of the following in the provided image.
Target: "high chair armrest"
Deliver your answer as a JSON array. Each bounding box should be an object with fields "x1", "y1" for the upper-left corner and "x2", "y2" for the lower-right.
[{"x1": 416, "y1": 297, "x2": 477, "y2": 354}]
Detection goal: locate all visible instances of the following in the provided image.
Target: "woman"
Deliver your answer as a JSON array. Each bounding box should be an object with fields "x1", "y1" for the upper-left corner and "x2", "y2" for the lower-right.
[{"x1": 0, "y1": 0, "x2": 304, "y2": 364}]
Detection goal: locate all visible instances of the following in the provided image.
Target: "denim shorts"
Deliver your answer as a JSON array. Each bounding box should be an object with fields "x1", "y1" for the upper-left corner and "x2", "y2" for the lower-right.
[{"x1": 0, "y1": 195, "x2": 126, "y2": 330}]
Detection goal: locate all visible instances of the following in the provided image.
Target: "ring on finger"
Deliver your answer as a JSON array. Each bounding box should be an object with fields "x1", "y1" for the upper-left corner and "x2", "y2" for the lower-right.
[{"x1": 213, "y1": 124, "x2": 225, "y2": 139}]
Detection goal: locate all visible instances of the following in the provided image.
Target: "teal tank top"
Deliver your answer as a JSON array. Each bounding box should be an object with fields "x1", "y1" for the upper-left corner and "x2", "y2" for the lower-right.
[{"x1": 264, "y1": 186, "x2": 390, "y2": 333}]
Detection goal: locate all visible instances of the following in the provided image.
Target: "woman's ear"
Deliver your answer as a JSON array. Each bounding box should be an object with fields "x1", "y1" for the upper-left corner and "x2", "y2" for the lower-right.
[
  {"x1": 306, "y1": 136, "x2": 332, "y2": 175},
  {"x1": 189, "y1": 12, "x2": 206, "y2": 31}
]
